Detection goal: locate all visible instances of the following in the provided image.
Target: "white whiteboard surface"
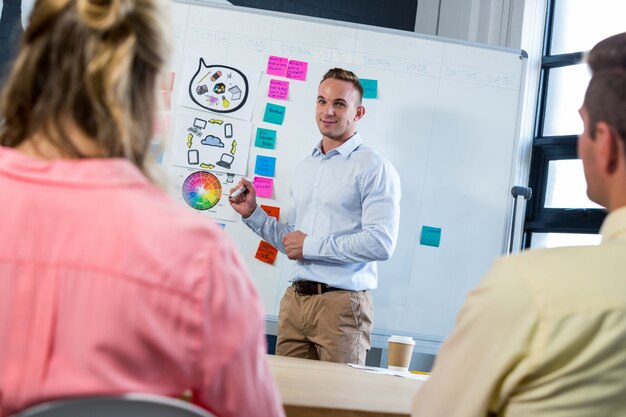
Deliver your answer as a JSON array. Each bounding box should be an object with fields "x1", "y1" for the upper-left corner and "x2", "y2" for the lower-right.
[{"x1": 164, "y1": 0, "x2": 526, "y2": 347}]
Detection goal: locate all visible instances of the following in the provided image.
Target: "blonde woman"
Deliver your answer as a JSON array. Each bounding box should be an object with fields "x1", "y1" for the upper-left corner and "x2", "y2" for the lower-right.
[{"x1": 0, "y1": 1, "x2": 284, "y2": 416}]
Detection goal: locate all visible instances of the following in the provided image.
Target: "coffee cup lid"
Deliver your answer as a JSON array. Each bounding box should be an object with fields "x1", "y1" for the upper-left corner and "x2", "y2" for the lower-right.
[{"x1": 388, "y1": 335, "x2": 415, "y2": 345}]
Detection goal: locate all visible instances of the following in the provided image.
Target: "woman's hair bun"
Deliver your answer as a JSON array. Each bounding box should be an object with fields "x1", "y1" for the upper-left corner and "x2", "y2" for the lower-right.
[{"x1": 76, "y1": 0, "x2": 131, "y2": 31}]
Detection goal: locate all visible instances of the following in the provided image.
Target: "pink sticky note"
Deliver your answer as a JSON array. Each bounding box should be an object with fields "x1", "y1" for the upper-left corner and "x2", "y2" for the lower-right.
[
  {"x1": 267, "y1": 56, "x2": 288, "y2": 77},
  {"x1": 153, "y1": 112, "x2": 170, "y2": 135},
  {"x1": 286, "y1": 60, "x2": 308, "y2": 81},
  {"x1": 268, "y1": 79, "x2": 289, "y2": 100},
  {"x1": 159, "y1": 71, "x2": 175, "y2": 92},
  {"x1": 253, "y1": 176, "x2": 274, "y2": 198}
]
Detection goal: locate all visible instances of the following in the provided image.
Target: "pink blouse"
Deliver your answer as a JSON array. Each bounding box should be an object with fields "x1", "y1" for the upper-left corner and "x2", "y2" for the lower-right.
[{"x1": 0, "y1": 147, "x2": 284, "y2": 417}]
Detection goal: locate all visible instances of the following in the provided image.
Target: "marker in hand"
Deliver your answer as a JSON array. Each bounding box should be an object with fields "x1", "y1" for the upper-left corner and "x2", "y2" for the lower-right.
[{"x1": 229, "y1": 185, "x2": 247, "y2": 199}]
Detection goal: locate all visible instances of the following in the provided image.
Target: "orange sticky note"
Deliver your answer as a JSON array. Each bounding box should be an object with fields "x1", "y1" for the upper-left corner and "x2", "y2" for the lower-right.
[
  {"x1": 261, "y1": 205, "x2": 280, "y2": 220},
  {"x1": 255, "y1": 240, "x2": 278, "y2": 265}
]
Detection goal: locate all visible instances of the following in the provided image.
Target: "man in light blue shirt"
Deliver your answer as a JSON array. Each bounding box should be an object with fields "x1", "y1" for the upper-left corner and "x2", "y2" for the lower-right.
[{"x1": 230, "y1": 68, "x2": 401, "y2": 364}]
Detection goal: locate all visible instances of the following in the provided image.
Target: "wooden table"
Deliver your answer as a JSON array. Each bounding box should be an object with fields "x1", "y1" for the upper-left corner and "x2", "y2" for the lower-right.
[{"x1": 267, "y1": 355, "x2": 424, "y2": 417}]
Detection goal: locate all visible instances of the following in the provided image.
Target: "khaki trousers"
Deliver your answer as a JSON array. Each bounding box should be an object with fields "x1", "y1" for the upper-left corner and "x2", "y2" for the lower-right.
[{"x1": 275, "y1": 285, "x2": 373, "y2": 364}]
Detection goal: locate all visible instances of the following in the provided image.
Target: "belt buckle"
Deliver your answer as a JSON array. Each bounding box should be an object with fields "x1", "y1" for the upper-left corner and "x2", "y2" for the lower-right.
[
  {"x1": 293, "y1": 281, "x2": 325, "y2": 296},
  {"x1": 293, "y1": 281, "x2": 306, "y2": 296}
]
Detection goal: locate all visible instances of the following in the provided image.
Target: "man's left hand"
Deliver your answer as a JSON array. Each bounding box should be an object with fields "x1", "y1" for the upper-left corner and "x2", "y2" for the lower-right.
[{"x1": 282, "y1": 231, "x2": 307, "y2": 260}]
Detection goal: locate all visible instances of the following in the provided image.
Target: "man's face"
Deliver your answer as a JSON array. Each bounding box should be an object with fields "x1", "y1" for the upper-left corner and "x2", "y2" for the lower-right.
[
  {"x1": 578, "y1": 106, "x2": 604, "y2": 205},
  {"x1": 315, "y1": 78, "x2": 364, "y2": 142}
]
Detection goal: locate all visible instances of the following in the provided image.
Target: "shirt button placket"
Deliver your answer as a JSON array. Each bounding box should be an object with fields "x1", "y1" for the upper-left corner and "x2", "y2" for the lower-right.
[{"x1": 308, "y1": 160, "x2": 324, "y2": 229}]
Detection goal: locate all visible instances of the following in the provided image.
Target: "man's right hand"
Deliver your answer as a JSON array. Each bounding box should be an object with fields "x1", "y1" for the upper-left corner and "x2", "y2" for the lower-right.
[{"x1": 229, "y1": 177, "x2": 257, "y2": 218}]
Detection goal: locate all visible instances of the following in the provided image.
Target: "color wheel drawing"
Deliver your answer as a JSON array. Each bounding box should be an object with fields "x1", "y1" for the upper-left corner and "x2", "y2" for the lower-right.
[{"x1": 182, "y1": 171, "x2": 222, "y2": 210}]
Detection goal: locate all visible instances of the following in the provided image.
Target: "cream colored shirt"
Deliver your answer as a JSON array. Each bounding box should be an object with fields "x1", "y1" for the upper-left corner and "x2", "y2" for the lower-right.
[{"x1": 412, "y1": 207, "x2": 626, "y2": 417}]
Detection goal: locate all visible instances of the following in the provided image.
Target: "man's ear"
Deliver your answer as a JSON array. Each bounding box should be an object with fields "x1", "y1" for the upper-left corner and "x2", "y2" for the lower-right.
[
  {"x1": 595, "y1": 121, "x2": 619, "y2": 174},
  {"x1": 354, "y1": 105, "x2": 365, "y2": 121}
]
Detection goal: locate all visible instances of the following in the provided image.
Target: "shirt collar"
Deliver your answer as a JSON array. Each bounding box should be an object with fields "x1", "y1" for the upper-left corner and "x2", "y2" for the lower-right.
[
  {"x1": 600, "y1": 206, "x2": 626, "y2": 242},
  {"x1": 311, "y1": 132, "x2": 362, "y2": 158}
]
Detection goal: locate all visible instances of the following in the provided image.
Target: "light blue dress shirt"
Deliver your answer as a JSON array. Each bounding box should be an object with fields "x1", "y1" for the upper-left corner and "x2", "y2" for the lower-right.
[{"x1": 243, "y1": 133, "x2": 401, "y2": 290}]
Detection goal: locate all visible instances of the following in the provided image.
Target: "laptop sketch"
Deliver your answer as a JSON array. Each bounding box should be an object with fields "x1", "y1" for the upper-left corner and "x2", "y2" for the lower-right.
[
  {"x1": 216, "y1": 153, "x2": 234, "y2": 169},
  {"x1": 187, "y1": 118, "x2": 207, "y2": 136}
]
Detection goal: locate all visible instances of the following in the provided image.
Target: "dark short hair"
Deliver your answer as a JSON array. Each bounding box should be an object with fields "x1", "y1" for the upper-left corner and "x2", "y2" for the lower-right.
[
  {"x1": 320, "y1": 68, "x2": 364, "y2": 103},
  {"x1": 588, "y1": 32, "x2": 626, "y2": 73},
  {"x1": 584, "y1": 70, "x2": 626, "y2": 148}
]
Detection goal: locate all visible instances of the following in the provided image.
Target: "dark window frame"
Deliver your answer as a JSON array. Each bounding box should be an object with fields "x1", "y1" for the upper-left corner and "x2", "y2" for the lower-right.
[{"x1": 522, "y1": 0, "x2": 606, "y2": 249}]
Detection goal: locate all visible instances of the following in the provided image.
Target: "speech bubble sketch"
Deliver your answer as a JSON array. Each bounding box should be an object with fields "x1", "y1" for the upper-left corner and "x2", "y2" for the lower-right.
[
  {"x1": 188, "y1": 59, "x2": 248, "y2": 114},
  {"x1": 179, "y1": 55, "x2": 261, "y2": 122}
]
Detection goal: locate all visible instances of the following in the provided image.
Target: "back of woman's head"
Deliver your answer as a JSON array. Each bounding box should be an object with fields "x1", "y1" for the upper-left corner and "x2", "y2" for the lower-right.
[{"x1": 0, "y1": 0, "x2": 171, "y2": 173}]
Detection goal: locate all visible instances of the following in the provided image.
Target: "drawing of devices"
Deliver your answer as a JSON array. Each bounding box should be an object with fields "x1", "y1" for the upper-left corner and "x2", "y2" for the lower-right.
[
  {"x1": 187, "y1": 118, "x2": 207, "y2": 136},
  {"x1": 216, "y1": 153, "x2": 234, "y2": 169},
  {"x1": 224, "y1": 123, "x2": 233, "y2": 138},
  {"x1": 188, "y1": 149, "x2": 199, "y2": 165},
  {"x1": 228, "y1": 85, "x2": 242, "y2": 100}
]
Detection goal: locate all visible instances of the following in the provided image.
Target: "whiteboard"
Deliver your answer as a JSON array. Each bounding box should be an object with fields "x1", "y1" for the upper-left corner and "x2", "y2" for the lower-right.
[{"x1": 163, "y1": 0, "x2": 526, "y2": 346}]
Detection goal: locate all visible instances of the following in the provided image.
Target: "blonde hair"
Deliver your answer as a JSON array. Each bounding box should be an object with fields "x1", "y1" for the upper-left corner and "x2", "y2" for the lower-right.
[{"x1": 0, "y1": 0, "x2": 171, "y2": 175}]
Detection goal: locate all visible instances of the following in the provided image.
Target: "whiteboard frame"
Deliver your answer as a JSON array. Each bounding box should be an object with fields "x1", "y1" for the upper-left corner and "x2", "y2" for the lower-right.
[{"x1": 169, "y1": 0, "x2": 530, "y2": 352}]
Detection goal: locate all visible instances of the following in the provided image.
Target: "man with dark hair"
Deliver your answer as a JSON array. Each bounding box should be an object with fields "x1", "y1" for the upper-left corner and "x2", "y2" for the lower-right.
[
  {"x1": 230, "y1": 67, "x2": 401, "y2": 364},
  {"x1": 411, "y1": 42, "x2": 626, "y2": 416},
  {"x1": 588, "y1": 32, "x2": 626, "y2": 73}
]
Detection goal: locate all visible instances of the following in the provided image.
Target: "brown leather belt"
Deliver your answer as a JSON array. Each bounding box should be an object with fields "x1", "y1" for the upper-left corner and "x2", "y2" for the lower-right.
[{"x1": 292, "y1": 280, "x2": 343, "y2": 296}]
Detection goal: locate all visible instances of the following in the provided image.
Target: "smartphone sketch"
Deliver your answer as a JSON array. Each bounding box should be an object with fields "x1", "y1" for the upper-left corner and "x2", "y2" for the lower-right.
[
  {"x1": 224, "y1": 123, "x2": 233, "y2": 138},
  {"x1": 188, "y1": 149, "x2": 199, "y2": 165}
]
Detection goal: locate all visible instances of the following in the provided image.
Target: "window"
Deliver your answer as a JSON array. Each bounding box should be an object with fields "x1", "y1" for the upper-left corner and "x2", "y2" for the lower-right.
[
  {"x1": 542, "y1": 64, "x2": 589, "y2": 136},
  {"x1": 530, "y1": 232, "x2": 602, "y2": 248},
  {"x1": 522, "y1": 0, "x2": 626, "y2": 248},
  {"x1": 544, "y1": 160, "x2": 601, "y2": 209},
  {"x1": 551, "y1": 0, "x2": 626, "y2": 55}
]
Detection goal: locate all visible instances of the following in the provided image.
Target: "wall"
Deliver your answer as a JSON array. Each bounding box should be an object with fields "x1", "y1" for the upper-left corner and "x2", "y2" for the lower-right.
[
  {"x1": 229, "y1": 0, "x2": 418, "y2": 31},
  {"x1": 1, "y1": 0, "x2": 530, "y2": 78},
  {"x1": 414, "y1": 0, "x2": 527, "y2": 49},
  {"x1": 415, "y1": 0, "x2": 547, "y2": 255}
]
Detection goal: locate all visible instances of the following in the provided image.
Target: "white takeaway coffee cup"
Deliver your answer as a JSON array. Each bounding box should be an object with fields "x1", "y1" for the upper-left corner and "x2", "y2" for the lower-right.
[{"x1": 387, "y1": 335, "x2": 415, "y2": 372}]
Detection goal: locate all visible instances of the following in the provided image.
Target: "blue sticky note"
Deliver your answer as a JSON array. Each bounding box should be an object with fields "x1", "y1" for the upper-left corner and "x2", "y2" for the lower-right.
[
  {"x1": 420, "y1": 226, "x2": 441, "y2": 247},
  {"x1": 255, "y1": 128, "x2": 277, "y2": 149},
  {"x1": 150, "y1": 142, "x2": 164, "y2": 165},
  {"x1": 255, "y1": 155, "x2": 277, "y2": 177},
  {"x1": 263, "y1": 103, "x2": 286, "y2": 125},
  {"x1": 360, "y1": 79, "x2": 378, "y2": 99}
]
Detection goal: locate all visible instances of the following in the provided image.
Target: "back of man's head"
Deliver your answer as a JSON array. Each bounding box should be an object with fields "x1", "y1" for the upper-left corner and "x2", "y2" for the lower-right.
[
  {"x1": 584, "y1": 69, "x2": 626, "y2": 147},
  {"x1": 588, "y1": 32, "x2": 626, "y2": 73}
]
